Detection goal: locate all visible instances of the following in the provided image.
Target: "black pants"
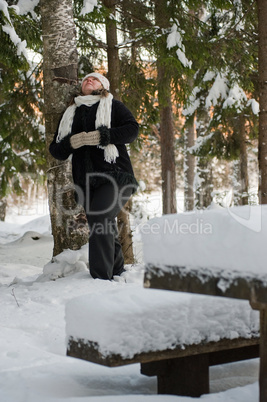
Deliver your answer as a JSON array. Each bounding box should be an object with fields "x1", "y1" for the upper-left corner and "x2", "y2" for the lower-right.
[{"x1": 86, "y1": 182, "x2": 133, "y2": 280}]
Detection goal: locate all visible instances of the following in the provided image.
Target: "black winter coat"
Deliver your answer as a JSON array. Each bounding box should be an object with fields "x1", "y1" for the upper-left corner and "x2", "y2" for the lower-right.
[{"x1": 49, "y1": 99, "x2": 139, "y2": 199}]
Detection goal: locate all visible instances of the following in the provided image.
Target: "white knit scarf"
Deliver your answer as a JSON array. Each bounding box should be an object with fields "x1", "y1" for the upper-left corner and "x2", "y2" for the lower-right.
[{"x1": 56, "y1": 93, "x2": 119, "y2": 163}]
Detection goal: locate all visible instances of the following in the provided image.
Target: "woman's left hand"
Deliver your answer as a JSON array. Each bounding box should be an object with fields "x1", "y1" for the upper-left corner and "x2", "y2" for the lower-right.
[{"x1": 70, "y1": 130, "x2": 100, "y2": 149}]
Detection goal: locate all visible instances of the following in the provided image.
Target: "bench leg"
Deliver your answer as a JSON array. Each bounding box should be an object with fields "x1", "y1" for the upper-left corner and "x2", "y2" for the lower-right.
[
  {"x1": 141, "y1": 354, "x2": 209, "y2": 397},
  {"x1": 260, "y1": 308, "x2": 267, "y2": 402}
]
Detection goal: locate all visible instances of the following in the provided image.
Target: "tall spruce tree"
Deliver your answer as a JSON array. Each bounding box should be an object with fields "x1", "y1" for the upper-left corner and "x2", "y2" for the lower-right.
[
  {"x1": 0, "y1": 2, "x2": 45, "y2": 220},
  {"x1": 181, "y1": 0, "x2": 258, "y2": 207}
]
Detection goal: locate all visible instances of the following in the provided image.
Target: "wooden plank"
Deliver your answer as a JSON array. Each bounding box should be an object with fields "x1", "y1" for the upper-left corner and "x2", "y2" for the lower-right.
[
  {"x1": 144, "y1": 264, "x2": 267, "y2": 304},
  {"x1": 209, "y1": 344, "x2": 259, "y2": 365},
  {"x1": 67, "y1": 335, "x2": 259, "y2": 367}
]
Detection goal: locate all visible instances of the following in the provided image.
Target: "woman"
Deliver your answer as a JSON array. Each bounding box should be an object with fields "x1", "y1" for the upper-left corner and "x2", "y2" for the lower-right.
[{"x1": 49, "y1": 72, "x2": 139, "y2": 280}]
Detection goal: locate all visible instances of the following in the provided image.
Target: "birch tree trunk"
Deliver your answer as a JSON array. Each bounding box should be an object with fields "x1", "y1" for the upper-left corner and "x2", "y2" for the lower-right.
[
  {"x1": 103, "y1": 0, "x2": 135, "y2": 264},
  {"x1": 258, "y1": 0, "x2": 267, "y2": 204},
  {"x1": 40, "y1": 0, "x2": 88, "y2": 257}
]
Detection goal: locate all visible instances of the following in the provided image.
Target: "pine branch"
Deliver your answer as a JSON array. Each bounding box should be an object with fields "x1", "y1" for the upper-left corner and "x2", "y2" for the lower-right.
[{"x1": 76, "y1": 23, "x2": 108, "y2": 49}]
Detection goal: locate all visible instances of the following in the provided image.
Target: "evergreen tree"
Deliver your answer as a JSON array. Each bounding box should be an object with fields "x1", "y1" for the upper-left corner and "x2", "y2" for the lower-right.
[
  {"x1": 0, "y1": 1, "x2": 45, "y2": 220},
  {"x1": 181, "y1": 0, "x2": 258, "y2": 207}
]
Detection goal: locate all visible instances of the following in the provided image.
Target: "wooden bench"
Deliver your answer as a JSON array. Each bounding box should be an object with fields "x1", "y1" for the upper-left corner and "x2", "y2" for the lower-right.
[
  {"x1": 144, "y1": 263, "x2": 267, "y2": 401},
  {"x1": 66, "y1": 287, "x2": 259, "y2": 398},
  {"x1": 138, "y1": 204, "x2": 267, "y2": 400}
]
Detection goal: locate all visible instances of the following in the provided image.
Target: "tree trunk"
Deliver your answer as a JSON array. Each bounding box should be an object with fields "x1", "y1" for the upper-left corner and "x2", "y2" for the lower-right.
[
  {"x1": 239, "y1": 114, "x2": 249, "y2": 205},
  {"x1": 195, "y1": 158, "x2": 213, "y2": 209},
  {"x1": 232, "y1": 160, "x2": 242, "y2": 206},
  {"x1": 194, "y1": 99, "x2": 213, "y2": 209},
  {"x1": 103, "y1": 0, "x2": 134, "y2": 264},
  {"x1": 158, "y1": 89, "x2": 177, "y2": 214},
  {"x1": 258, "y1": 0, "x2": 267, "y2": 204},
  {"x1": 184, "y1": 114, "x2": 195, "y2": 211},
  {"x1": 232, "y1": 116, "x2": 249, "y2": 206},
  {"x1": 0, "y1": 198, "x2": 7, "y2": 221},
  {"x1": 40, "y1": 0, "x2": 88, "y2": 256},
  {"x1": 103, "y1": 0, "x2": 121, "y2": 97},
  {"x1": 117, "y1": 198, "x2": 134, "y2": 264},
  {"x1": 155, "y1": 0, "x2": 177, "y2": 215}
]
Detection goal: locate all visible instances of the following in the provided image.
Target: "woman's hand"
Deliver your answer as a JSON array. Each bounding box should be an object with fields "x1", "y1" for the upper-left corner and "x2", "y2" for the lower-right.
[{"x1": 70, "y1": 130, "x2": 100, "y2": 149}]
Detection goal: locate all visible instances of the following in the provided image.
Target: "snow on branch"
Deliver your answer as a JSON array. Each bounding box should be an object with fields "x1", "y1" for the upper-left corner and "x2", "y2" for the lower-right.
[
  {"x1": 247, "y1": 98, "x2": 259, "y2": 115},
  {"x1": 16, "y1": 0, "x2": 99, "y2": 18},
  {"x1": 188, "y1": 131, "x2": 214, "y2": 154},
  {"x1": 0, "y1": 0, "x2": 29, "y2": 60},
  {"x1": 183, "y1": 86, "x2": 200, "y2": 116},
  {"x1": 205, "y1": 73, "x2": 228, "y2": 108},
  {"x1": 205, "y1": 71, "x2": 254, "y2": 114},
  {"x1": 0, "y1": 0, "x2": 9, "y2": 19},
  {"x1": 16, "y1": 0, "x2": 39, "y2": 18},
  {"x1": 222, "y1": 83, "x2": 247, "y2": 111},
  {"x1": 167, "y1": 21, "x2": 192, "y2": 68},
  {"x1": 2, "y1": 25, "x2": 28, "y2": 59},
  {"x1": 80, "y1": 0, "x2": 98, "y2": 16},
  {"x1": 183, "y1": 69, "x2": 259, "y2": 117}
]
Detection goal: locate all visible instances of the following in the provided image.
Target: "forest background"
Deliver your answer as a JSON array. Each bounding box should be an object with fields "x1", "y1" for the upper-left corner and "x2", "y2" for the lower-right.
[{"x1": 0, "y1": 0, "x2": 265, "y2": 262}]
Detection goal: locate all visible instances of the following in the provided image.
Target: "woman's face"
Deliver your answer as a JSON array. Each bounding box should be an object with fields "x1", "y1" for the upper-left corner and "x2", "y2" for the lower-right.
[{"x1": 82, "y1": 76, "x2": 103, "y2": 95}]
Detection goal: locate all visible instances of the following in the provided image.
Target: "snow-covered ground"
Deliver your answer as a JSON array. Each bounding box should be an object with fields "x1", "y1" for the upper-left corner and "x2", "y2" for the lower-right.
[{"x1": 0, "y1": 198, "x2": 260, "y2": 402}]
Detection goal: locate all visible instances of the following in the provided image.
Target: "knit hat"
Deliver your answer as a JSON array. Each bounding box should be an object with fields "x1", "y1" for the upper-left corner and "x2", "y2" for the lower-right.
[{"x1": 82, "y1": 72, "x2": 110, "y2": 91}]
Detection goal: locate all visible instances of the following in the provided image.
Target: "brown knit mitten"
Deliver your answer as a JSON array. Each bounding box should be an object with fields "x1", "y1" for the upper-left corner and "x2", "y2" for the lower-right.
[
  {"x1": 83, "y1": 130, "x2": 100, "y2": 146},
  {"x1": 70, "y1": 130, "x2": 100, "y2": 149}
]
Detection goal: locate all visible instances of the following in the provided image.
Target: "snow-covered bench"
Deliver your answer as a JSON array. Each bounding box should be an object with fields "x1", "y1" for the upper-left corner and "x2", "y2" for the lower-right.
[
  {"x1": 142, "y1": 205, "x2": 267, "y2": 401},
  {"x1": 66, "y1": 286, "x2": 259, "y2": 397},
  {"x1": 65, "y1": 205, "x2": 267, "y2": 398}
]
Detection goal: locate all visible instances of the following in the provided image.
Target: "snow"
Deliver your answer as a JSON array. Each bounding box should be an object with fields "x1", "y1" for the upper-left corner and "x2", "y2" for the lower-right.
[
  {"x1": 0, "y1": 203, "x2": 261, "y2": 401},
  {"x1": 142, "y1": 204, "x2": 267, "y2": 278},
  {"x1": 205, "y1": 73, "x2": 228, "y2": 108},
  {"x1": 17, "y1": 0, "x2": 39, "y2": 18},
  {"x1": 0, "y1": 0, "x2": 11, "y2": 19},
  {"x1": 167, "y1": 22, "x2": 192, "y2": 68},
  {"x1": 188, "y1": 131, "x2": 214, "y2": 153},
  {"x1": 247, "y1": 98, "x2": 259, "y2": 115},
  {"x1": 0, "y1": 0, "x2": 29, "y2": 59},
  {"x1": 203, "y1": 71, "x2": 216, "y2": 82},
  {"x1": 80, "y1": 0, "x2": 98, "y2": 15},
  {"x1": 183, "y1": 86, "x2": 200, "y2": 116},
  {"x1": 222, "y1": 83, "x2": 247, "y2": 111},
  {"x1": 66, "y1": 287, "x2": 259, "y2": 359},
  {"x1": 183, "y1": 68, "x2": 258, "y2": 118},
  {"x1": 183, "y1": 70, "x2": 259, "y2": 118}
]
